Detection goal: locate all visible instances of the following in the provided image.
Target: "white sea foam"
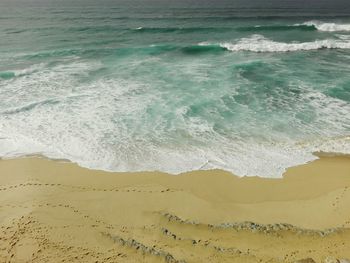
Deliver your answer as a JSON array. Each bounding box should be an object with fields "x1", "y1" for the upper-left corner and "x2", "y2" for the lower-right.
[
  {"x1": 203, "y1": 34, "x2": 350, "y2": 52},
  {"x1": 0, "y1": 60, "x2": 350, "y2": 178},
  {"x1": 302, "y1": 21, "x2": 350, "y2": 32}
]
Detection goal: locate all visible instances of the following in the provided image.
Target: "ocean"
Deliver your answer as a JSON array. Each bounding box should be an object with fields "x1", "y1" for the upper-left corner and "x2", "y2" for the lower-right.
[{"x1": 0, "y1": 0, "x2": 349, "y2": 177}]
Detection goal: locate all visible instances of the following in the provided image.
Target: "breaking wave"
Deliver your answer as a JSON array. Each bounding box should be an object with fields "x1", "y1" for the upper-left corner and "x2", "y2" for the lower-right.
[
  {"x1": 301, "y1": 21, "x2": 350, "y2": 32},
  {"x1": 202, "y1": 34, "x2": 350, "y2": 53}
]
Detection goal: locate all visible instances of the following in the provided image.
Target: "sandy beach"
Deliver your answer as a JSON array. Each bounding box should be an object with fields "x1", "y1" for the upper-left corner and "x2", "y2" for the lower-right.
[
  {"x1": 0, "y1": 155, "x2": 349, "y2": 263},
  {"x1": 2, "y1": 1, "x2": 350, "y2": 262}
]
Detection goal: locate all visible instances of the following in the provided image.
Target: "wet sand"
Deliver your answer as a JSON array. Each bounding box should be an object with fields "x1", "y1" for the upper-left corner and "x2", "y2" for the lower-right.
[{"x1": 0, "y1": 155, "x2": 350, "y2": 263}]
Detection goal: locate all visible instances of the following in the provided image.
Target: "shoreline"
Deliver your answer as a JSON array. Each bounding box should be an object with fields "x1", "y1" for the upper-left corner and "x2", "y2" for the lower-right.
[
  {"x1": 0, "y1": 155, "x2": 350, "y2": 262},
  {"x1": 2, "y1": 149, "x2": 350, "y2": 177}
]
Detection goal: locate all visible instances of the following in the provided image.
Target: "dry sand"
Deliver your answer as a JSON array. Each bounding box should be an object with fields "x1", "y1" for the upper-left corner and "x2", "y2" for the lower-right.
[{"x1": 0, "y1": 155, "x2": 350, "y2": 263}]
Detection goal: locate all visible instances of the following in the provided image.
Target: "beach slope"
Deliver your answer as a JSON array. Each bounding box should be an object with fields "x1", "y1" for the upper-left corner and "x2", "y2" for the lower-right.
[{"x1": 0, "y1": 155, "x2": 350, "y2": 262}]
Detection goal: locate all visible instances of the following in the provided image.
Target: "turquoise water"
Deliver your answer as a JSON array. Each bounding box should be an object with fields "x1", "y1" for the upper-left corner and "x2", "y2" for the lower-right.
[{"x1": 1, "y1": 0, "x2": 350, "y2": 177}]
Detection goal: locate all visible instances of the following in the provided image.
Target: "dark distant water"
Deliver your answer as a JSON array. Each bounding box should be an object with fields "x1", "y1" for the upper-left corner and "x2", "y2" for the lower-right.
[{"x1": 0, "y1": 0, "x2": 350, "y2": 177}]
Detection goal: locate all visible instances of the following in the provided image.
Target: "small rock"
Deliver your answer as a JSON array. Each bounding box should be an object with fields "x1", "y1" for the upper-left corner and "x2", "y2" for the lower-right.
[
  {"x1": 295, "y1": 258, "x2": 316, "y2": 263},
  {"x1": 324, "y1": 257, "x2": 340, "y2": 263},
  {"x1": 339, "y1": 260, "x2": 350, "y2": 263}
]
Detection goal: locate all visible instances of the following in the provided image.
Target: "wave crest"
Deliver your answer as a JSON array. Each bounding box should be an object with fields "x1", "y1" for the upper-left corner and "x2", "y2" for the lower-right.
[
  {"x1": 302, "y1": 21, "x2": 350, "y2": 32},
  {"x1": 201, "y1": 34, "x2": 350, "y2": 53},
  {"x1": 237, "y1": 24, "x2": 316, "y2": 32}
]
